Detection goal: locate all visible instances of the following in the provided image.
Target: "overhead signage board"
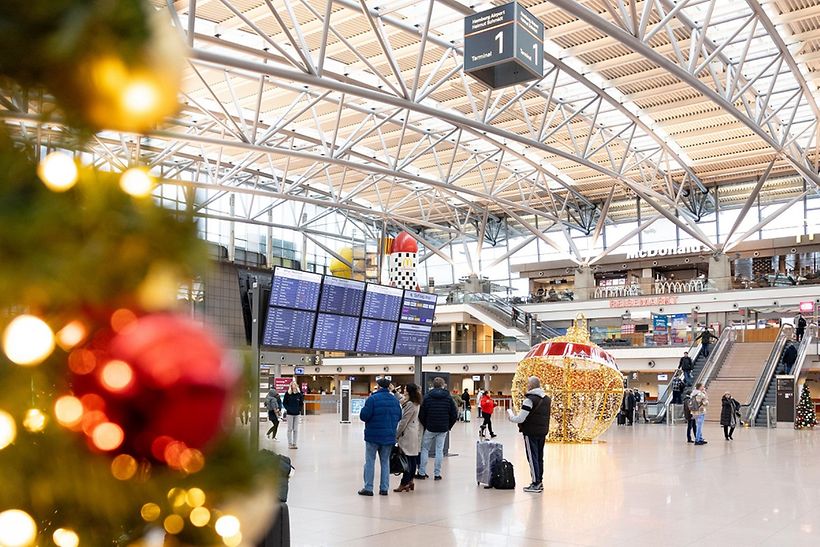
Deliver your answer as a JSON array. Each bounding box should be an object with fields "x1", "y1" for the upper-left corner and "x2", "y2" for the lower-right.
[
  {"x1": 799, "y1": 301, "x2": 815, "y2": 313},
  {"x1": 294, "y1": 367, "x2": 305, "y2": 375},
  {"x1": 464, "y1": 2, "x2": 544, "y2": 89}
]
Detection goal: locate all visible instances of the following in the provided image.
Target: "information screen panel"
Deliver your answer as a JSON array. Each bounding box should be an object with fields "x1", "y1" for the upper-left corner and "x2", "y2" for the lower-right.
[
  {"x1": 319, "y1": 276, "x2": 365, "y2": 316},
  {"x1": 313, "y1": 313, "x2": 359, "y2": 352},
  {"x1": 356, "y1": 319, "x2": 398, "y2": 354},
  {"x1": 394, "y1": 323, "x2": 432, "y2": 356},
  {"x1": 269, "y1": 268, "x2": 322, "y2": 311},
  {"x1": 262, "y1": 307, "x2": 315, "y2": 348},
  {"x1": 400, "y1": 290, "x2": 438, "y2": 324},
  {"x1": 362, "y1": 284, "x2": 403, "y2": 321}
]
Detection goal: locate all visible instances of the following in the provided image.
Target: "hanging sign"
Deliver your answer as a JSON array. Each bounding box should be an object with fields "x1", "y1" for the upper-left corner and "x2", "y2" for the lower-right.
[{"x1": 464, "y1": 2, "x2": 544, "y2": 89}]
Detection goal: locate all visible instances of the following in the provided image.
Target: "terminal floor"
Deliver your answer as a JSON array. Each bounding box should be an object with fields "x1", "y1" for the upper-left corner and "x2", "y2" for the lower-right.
[{"x1": 254, "y1": 414, "x2": 820, "y2": 546}]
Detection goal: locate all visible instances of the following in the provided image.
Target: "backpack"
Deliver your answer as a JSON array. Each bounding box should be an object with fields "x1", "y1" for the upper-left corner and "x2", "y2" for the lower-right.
[
  {"x1": 690, "y1": 393, "x2": 703, "y2": 412},
  {"x1": 490, "y1": 460, "x2": 515, "y2": 490}
]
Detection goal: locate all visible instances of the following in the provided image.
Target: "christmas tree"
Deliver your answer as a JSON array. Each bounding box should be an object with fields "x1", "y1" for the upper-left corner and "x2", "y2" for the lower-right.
[
  {"x1": 795, "y1": 384, "x2": 817, "y2": 430},
  {"x1": 0, "y1": 1, "x2": 278, "y2": 545}
]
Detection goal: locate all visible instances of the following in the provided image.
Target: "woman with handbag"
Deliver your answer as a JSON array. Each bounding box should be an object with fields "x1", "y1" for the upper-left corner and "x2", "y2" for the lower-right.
[
  {"x1": 394, "y1": 383, "x2": 422, "y2": 492},
  {"x1": 720, "y1": 392, "x2": 741, "y2": 440}
]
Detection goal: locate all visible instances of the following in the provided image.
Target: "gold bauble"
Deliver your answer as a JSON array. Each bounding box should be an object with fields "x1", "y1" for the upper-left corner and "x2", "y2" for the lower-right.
[
  {"x1": 512, "y1": 314, "x2": 624, "y2": 443},
  {"x1": 329, "y1": 247, "x2": 354, "y2": 279}
]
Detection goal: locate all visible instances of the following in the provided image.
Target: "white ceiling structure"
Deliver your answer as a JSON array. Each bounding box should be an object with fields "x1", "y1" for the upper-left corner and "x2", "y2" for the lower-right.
[{"x1": 8, "y1": 0, "x2": 820, "y2": 266}]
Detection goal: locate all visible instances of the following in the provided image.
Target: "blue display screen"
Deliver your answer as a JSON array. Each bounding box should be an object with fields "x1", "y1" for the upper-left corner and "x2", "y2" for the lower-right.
[
  {"x1": 312, "y1": 313, "x2": 359, "y2": 352},
  {"x1": 394, "y1": 323, "x2": 432, "y2": 356},
  {"x1": 400, "y1": 290, "x2": 437, "y2": 324},
  {"x1": 362, "y1": 284, "x2": 403, "y2": 321},
  {"x1": 269, "y1": 268, "x2": 322, "y2": 310},
  {"x1": 262, "y1": 307, "x2": 315, "y2": 348},
  {"x1": 319, "y1": 276, "x2": 365, "y2": 316},
  {"x1": 356, "y1": 319, "x2": 398, "y2": 354}
]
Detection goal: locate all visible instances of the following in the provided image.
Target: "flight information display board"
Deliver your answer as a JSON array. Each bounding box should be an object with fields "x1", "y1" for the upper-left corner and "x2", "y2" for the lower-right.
[
  {"x1": 319, "y1": 276, "x2": 365, "y2": 316},
  {"x1": 394, "y1": 323, "x2": 432, "y2": 356},
  {"x1": 362, "y1": 284, "x2": 403, "y2": 321},
  {"x1": 262, "y1": 307, "x2": 315, "y2": 348},
  {"x1": 269, "y1": 268, "x2": 322, "y2": 310},
  {"x1": 312, "y1": 313, "x2": 359, "y2": 352},
  {"x1": 400, "y1": 290, "x2": 437, "y2": 324},
  {"x1": 356, "y1": 319, "x2": 398, "y2": 354}
]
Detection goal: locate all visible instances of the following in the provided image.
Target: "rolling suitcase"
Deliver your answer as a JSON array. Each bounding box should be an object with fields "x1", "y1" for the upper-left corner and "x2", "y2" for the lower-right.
[
  {"x1": 617, "y1": 411, "x2": 626, "y2": 426},
  {"x1": 463, "y1": 409, "x2": 471, "y2": 422},
  {"x1": 476, "y1": 440, "x2": 503, "y2": 486}
]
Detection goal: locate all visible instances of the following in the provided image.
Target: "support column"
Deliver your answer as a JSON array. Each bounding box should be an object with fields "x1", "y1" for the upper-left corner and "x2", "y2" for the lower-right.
[
  {"x1": 708, "y1": 253, "x2": 732, "y2": 291},
  {"x1": 573, "y1": 266, "x2": 595, "y2": 301},
  {"x1": 228, "y1": 194, "x2": 236, "y2": 262},
  {"x1": 639, "y1": 267, "x2": 653, "y2": 295},
  {"x1": 450, "y1": 323, "x2": 457, "y2": 354},
  {"x1": 266, "y1": 210, "x2": 274, "y2": 269}
]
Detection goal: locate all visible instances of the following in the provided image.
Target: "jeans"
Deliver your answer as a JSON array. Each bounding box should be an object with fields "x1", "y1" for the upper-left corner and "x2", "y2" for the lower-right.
[
  {"x1": 418, "y1": 430, "x2": 446, "y2": 477},
  {"x1": 401, "y1": 454, "x2": 419, "y2": 485},
  {"x1": 287, "y1": 415, "x2": 300, "y2": 446},
  {"x1": 687, "y1": 418, "x2": 696, "y2": 442},
  {"x1": 683, "y1": 370, "x2": 693, "y2": 386},
  {"x1": 695, "y1": 414, "x2": 706, "y2": 442},
  {"x1": 523, "y1": 434, "x2": 546, "y2": 485},
  {"x1": 266, "y1": 411, "x2": 279, "y2": 438},
  {"x1": 363, "y1": 442, "x2": 392, "y2": 493}
]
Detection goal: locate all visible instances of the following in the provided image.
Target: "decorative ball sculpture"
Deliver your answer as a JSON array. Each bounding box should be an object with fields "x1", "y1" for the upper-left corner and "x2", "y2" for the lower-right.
[{"x1": 512, "y1": 314, "x2": 624, "y2": 443}]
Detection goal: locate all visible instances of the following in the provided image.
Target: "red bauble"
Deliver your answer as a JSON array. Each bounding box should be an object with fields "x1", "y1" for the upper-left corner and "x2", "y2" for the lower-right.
[
  {"x1": 392, "y1": 231, "x2": 418, "y2": 253},
  {"x1": 72, "y1": 313, "x2": 237, "y2": 461}
]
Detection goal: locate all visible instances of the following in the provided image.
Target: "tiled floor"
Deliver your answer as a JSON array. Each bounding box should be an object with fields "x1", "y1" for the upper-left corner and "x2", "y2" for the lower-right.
[{"x1": 257, "y1": 413, "x2": 820, "y2": 546}]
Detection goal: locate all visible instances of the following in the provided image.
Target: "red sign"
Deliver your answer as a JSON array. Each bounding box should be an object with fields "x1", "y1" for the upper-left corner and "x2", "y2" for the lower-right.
[
  {"x1": 274, "y1": 377, "x2": 292, "y2": 395},
  {"x1": 609, "y1": 296, "x2": 678, "y2": 308},
  {"x1": 800, "y1": 301, "x2": 815, "y2": 313}
]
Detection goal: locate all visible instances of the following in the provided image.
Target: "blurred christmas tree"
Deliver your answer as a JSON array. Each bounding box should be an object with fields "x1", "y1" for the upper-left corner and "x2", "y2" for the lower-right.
[
  {"x1": 0, "y1": 1, "x2": 277, "y2": 546},
  {"x1": 795, "y1": 384, "x2": 817, "y2": 430}
]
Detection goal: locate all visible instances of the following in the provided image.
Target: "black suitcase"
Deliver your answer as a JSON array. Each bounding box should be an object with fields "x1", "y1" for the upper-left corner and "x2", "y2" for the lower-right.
[
  {"x1": 256, "y1": 502, "x2": 290, "y2": 547},
  {"x1": 617, "y1": 411, "x2": 626, "y2": 425}
]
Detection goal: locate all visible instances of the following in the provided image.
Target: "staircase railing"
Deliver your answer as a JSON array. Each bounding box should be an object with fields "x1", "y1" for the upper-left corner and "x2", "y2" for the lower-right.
[{"x1": 744, "y1": 324, "x2": 793, "y2": 426}]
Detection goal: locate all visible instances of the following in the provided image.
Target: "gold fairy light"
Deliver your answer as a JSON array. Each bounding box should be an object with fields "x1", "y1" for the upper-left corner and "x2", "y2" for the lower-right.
[{"x1": 511, "y1": 314, "x2": 624, "y2": 443}]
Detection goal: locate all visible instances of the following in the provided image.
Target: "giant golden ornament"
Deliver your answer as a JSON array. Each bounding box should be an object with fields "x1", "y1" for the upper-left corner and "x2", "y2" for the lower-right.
[{"x1": 512, "y1": 314, "x2": 624, "y2": 443}]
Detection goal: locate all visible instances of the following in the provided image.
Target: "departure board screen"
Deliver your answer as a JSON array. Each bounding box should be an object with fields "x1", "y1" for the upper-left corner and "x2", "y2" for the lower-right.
[
  {"x1": 356, "y1": 319, "x2": 398, "y2": 354},
  {"x1": 262, "y1": 307, "x2": 315, "y2": 348},
  {"x1": 269, "y1": 268, "x2": 322, "y2": 310},
  {"x1": 394, "y1": 323, "x2": 432, "y2": 356},
  {"x1": 361, "y1": 284, "x2": 403, "y2": 321},
  {"x1": 400, "y1": 290, "x2": 437, "y2": 324},
  {"x1": 319, "y1": 276, "x2": 365, "y2": 316},
  {"x1": 312, "y1": 313, "x2": 359, "y2": 352}
]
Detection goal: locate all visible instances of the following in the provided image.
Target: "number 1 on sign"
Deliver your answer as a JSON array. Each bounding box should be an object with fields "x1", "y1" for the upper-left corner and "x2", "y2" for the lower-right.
[
  {"x1": 495, "y1": 30, "x2": 503, "y2": 54},
  {"x1": 533, "y1": 43, "x2": 538, "y2": 64}
]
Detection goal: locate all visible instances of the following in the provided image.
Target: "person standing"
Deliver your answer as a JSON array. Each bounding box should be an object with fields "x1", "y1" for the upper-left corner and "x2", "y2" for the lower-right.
[
  {"x1": 508, "y1": 376, "x2": 551, "y2": 493},
  {"x1": 621, "y1": 389, "x2": 636, "y2": 426},
  {"x1": 690, "y1": 382, "x2": 709, "y2": 445},
  {"x1": 394, "y1": 383, "x2": 422, "y2": 493},
  {"x1": 720, "y1": 392, "x2": 740, "y2": 440},
  {"x1": 671, "y1": 375, "x2": 685, "y2": 404},
  {"x1": 796, "y1": 313, "x2": 807, "y2": 342},
  {"x1": 461, "y1": 388, "x2": 471, "y2": 421},
  {"x1": 265, "y1": 388, "x2": 283, "y2": 439},
  {"x1": 358, "y1": 378, "x2": 402, "y2": 497},
  {"x1": 683, "y1": 389, "x2": 696, "y2": 443},
  {"x1": 479, "y1": 391, "x2": 497, "y2": 439},
  {"x1": 283, "y1": 381, "x2": 304, "y2": 449},
  {"x1": 679, "y1": 351, "x2": 694, "y2": 386},
  {"x1": 782, "y1": 342, "x2": 798, "y2": 375},
  {"x1": 416, "y1": 377, "x2": 458, "y2": 481},
  {"x1": 699, "y1": 329, "x2": 717, "y2": 358}
]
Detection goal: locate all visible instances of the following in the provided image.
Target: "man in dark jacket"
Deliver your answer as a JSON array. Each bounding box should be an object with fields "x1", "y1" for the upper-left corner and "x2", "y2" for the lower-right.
[
  {"x1": 416, "y1": 377, "x2": 458, "y2": 480},
  {"x1": 782, "y1": 342, "x2": 798, "y2": 375},
  {"x1": 679, "y1": 351, "x2": 694, "y2": 386},
  {"x1": 671, "y1": 376, "x2": 685, "y2": 404},
  {"x1": 358, "y1": 378, "x2": 402, "y2": 496},
  {"x1": 699, "y1": 329, "x2": 717, "y2": 358},
  {"x1": 796, "y1": 313, "x2": 807, "y2": 342},
  {"x1": 508, "y1": 376, "x2": 551, "y2": 493},
  {"x1": 621, "y1": 390, "x2": 636, "y2": 426}
]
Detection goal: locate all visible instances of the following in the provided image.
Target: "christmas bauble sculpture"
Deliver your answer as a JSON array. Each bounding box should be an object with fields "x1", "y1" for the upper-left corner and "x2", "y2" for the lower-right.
[{"x1": 512, "y1": 314, "x2": 624, "y2": 443}]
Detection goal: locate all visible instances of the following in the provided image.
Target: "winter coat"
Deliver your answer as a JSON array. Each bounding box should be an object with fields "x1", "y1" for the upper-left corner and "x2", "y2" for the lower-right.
[
  {"x1": 265, "y1": 391, "x2": 282, "y2": 412},
  {"x1": 679, "y1": 356, "x2": 694, "y2": 372},
  {"x1": 479, "y1": 394, "x2": 495, "y2": 415},
  {"x1": 360, "y1": 388, "x2": 402, "y2": 445},
  {"x1": 283, "y1": 391, "x2": 304, "y2": 416},
  {"x1": 690, "y1": 389, "x2": 708, "y2": 416},
  {"x1": 621, "y1": 392, "x2": 635, "y2": 412},
  {"x1": 508, "y1": 387, "x2": 551, "y2": 437},
  {"x1": 683, "y1": 397, "x2": 693, "y2": 421},
  {"x1": 720, "y1": 396, "x2": 740, "y2": 427},
  {"x1": 396, "y1": 400, "x2": 421, "y2": 455},
  {"x1": 461, "y1": 391, "x2": 471, "y2": 408},
  {"x1": 419, "y1": 388, "x2": 458, "y2": 433}
]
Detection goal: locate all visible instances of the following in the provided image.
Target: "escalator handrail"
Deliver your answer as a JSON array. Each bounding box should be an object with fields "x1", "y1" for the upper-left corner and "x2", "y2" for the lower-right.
[
  {"x1": 745, "y1": 325, "x2": 793, "y2": 425},
  {"x1": 790, "y1": 323, "x2": 818, "y2": 387},
  {"x1": 648, "y1": 339, "x2": 703, "y2": 423},
  {"x1": 694, "y1": 327, "x2": 736, "y2": 388}
]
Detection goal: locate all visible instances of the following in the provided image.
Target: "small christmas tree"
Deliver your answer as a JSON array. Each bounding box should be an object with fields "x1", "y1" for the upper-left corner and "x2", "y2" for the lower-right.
[{"x1": 795, "y1": 384, "x2": 817, "y2": 429}]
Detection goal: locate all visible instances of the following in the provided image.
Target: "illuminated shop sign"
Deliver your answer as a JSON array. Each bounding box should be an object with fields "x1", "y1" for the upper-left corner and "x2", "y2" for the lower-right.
[
  {"x1": 625, "y1": 245, "x2": 706, "y2": 260},
  {"x1": 609, "y1": 296, "x2": 679, "y2": 308}
]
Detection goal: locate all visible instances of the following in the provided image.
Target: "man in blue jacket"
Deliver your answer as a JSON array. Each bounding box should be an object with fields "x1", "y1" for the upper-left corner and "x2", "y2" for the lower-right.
[
  {"x1": 416, "y1": 377, "x2": 458, "y2": 481},
  {"x1": 358, "y1": 377, "x2": 402, "y2": 496}
]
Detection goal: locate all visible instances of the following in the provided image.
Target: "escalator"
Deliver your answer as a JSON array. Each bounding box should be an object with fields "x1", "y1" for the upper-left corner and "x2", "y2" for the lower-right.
[
  {"x1": 464, "y1": 293, "x2": 559, "y2": 345},
  {"x1": 739, "y1": 325, "x2": 792, "y2": 427},
  {"x1": 650, "y1": 343, "x2": 705, "y2": 423}
]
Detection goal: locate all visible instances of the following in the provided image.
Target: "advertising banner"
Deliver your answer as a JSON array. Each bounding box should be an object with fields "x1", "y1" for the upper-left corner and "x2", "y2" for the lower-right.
[{"x1": 652, "y1": 314, "x2": 669, "y2": 345}]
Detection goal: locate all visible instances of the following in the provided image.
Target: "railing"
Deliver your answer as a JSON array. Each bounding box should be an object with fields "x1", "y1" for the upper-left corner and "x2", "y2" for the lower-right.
[
  {"x1": 744, "y1": 324, "x2": 793, "y2": 426},
  {"x1": 648, "y1": 340, "x2": 702, "y2": 423},
  {"x1": 694, "y1": 327, "x2": 737, "y2": 388},
  {"x1": 789, "y1": 323, "x2": 818, "y2": 411},
  {"x1": 653, "y1": 279, "x2": 707, "y2": 294},
  {"x1": 594, "y1": 284, "x2": 642, "y2": 299}
]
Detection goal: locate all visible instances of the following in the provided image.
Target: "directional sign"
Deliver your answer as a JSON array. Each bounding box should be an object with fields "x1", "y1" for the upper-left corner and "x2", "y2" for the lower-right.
[
  {"x1": 294, "y1": 367, "x2": 305, "y2": 375},
  {"x1": 464, "y1": 2, "x2": 544, "y2": 89}
]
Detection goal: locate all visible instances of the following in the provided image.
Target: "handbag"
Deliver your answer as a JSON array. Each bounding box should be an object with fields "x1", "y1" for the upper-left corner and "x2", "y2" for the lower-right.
[{"x1": 389, "y1": 445, "x2": 410, "y2": 475}]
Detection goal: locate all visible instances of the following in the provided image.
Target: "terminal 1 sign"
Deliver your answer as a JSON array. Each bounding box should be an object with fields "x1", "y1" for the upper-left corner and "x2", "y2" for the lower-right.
[{"x1": 464, "y1": 2, "x2": 544, "y2": 89}]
